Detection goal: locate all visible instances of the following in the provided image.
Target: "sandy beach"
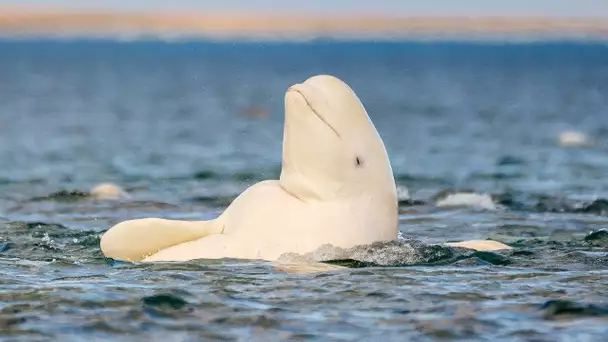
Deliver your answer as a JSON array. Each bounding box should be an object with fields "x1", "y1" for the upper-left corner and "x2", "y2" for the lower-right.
[{"x1": 1, "y1": 8, "x2": 608, "y2": 40}]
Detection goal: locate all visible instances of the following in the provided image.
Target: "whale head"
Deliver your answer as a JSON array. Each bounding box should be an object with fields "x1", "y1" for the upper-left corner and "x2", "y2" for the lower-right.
[{"x1": 280, "y1": 75, "x2": 397, "y2": 203}]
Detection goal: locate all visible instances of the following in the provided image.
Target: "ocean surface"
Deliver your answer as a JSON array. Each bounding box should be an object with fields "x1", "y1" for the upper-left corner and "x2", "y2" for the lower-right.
[{"x1": 0, "y1": 39, "x2": 607, "y2": 341}]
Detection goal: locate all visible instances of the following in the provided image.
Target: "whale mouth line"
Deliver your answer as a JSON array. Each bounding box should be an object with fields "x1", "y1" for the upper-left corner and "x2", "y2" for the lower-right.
[{"x1": 288, "y1": 87, "x2": 342, "y2": 139}]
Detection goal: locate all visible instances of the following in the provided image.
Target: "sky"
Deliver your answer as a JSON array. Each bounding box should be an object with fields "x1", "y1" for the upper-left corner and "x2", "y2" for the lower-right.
[{"x1": 3, "y1": 0, "x2": 608, "y2": 18}]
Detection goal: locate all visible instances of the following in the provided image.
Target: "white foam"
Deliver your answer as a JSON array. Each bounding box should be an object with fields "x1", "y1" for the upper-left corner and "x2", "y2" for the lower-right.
[
  {"x1": 396, "y1": 185, "x2": 410, "y2": 201},
  {"x1": 558, "y1": 130, "x2": 590, "y2": 147},
  {"x1": 435, "y1": 193, "x2": 497, "y2": 210}
]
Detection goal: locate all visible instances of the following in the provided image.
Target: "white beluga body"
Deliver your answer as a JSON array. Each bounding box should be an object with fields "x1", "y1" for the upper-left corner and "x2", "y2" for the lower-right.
[
  {"x1": 100, "y1": 74, "x2": 510, "y2": 264},
  {"x1": 101, "y1": 75, "x2": 398, "y2": 262}
]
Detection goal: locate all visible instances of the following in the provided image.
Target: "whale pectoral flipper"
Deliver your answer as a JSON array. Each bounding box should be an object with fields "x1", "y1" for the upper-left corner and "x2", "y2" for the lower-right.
[
  {"x1": 445, "y1": 240, "x2": 512, "y2": 251},
  {"x1": 100, "y1": 218, "x2": 223, "y2": 262}
]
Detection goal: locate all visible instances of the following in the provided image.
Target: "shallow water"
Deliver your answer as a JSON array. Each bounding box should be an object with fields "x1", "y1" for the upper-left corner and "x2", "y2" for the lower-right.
[{"x1": 1, "y1": 40, "x2": 607, "y2": 341}]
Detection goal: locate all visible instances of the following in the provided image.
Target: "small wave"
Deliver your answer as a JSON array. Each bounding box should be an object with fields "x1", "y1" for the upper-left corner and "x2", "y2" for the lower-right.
[
  {"x1": 540, "y1": 300, "x2": 608, "y2": 319},
  {"x1": 142, "y1": 292, "x2": 192, "y2": 318},
  {"x1": 393, "y1": 173, "x2": 454, "y2": 188},
  {"x1": 496, "y1": 155, "x2": 527, "y2": 166},
  {"x1": 185, "y1": 195, "x2": 236, "y2": 207},
  {"x1": 1, "y1": 221, "x2": 103, "y2": 262},
  {"x1": 0, "y1": 177, "x2": 46, "y2": 185},
  {"x1": 496, "y1": 192, "x2": 608, "y2": 216},
  {"x1": 118, "y1": 201, "x2": 180, "y2": 210},
  {"x1": 468, "y1": 171, "x2": 526, "y2": 180},
  {"x1": 193, "y1": 168, "x2": 281, "y2": 182},
  {"x1": 279, "y1": 240, "x2": 457, "y2": 267},
  {"x1": 277, "y1": 239, "x2": 521, "y2": 269}
]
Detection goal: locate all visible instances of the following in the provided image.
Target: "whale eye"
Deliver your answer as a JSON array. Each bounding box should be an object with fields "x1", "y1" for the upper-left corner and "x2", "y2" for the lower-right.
[{"x1": 355, "y1": 156, "x2": 363, "y2": 167}]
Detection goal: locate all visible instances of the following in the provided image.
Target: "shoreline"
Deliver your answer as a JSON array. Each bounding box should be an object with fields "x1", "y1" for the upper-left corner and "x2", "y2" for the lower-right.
[{"x1": 1, "y1": 9, "x2": 608, "y2": 41}]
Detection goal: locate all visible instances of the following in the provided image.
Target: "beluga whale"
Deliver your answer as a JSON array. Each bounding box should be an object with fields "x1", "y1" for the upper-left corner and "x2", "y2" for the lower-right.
[{"x1": 100, "y1": 74, "x2": 510, "y2": 263}]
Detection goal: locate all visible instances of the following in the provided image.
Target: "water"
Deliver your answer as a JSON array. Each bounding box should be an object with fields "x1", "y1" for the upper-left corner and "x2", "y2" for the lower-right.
[{"x1": 1, "y1": 39, "x2": 607, "y2": 341}]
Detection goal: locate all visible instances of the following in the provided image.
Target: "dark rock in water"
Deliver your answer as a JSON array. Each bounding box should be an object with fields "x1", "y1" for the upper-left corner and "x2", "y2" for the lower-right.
[
  {"x1": 25, "y1": 221, "x2": 69, "y2": 231},
  {"x1": 559, "y1": 251, "x2": 608, "y2": 268},
  {"x1": 584, "y1": 229, "x2": 608, "y2": 246},
  {"x1": 575, "y1": 199, "x2": 608, "y2": 216},
  {"x1": 142, "y1": 293, "x2": 191, "y2": 317},
  {"x1": 469, "y1": 171, "x2": 525, "y2": 180},
  {"x1": 494, "y1": 192, "x2": 519, "y2": 209},
  {"x1": 30, "y1": 190, "x2": 90, "y2": 202},
  {"x1": 324, "y1": 259, "x2": 380, "y2": 268},
  {"x1": 447, "y1": 250, "x2": 512, "y2": 266},
  {"x1": 585, "y1": 229, "x2": 608, "y2": 241},
  {"x1": 398, "y1": 199, "x2": 427, "y2": 207},
  {"x1": 417, "y1": 243, "x2": 458, "y2": 264},
  {"x1": 496, "y1": 155, "x2": 526, "y2": 166},
  {"x1": 451, "y1": 257, "x2": 495, "y2": 266},
  {"x1": 142, "y1": 293, "x2": 188, "y2": 310},
  {"x1": 470, "y1": 251, "x2": 511, "y2": 266},
  {"x1": 533, "y1": 195, "x2": 575, "y2": 213},
  {"x1": 0, "y1": 242, "x2": 12, "y2": 253},
  {"x1": 493, "y1": 191, "x2": 538, "y2": 211},
  {"x1": 540, "y1": 300, "x2": 608, "y2": 319},
  {"x1": 493, "y1": 192, "x2": 608, "y2": 216},
  {"x1": 492, "y1": 192, "x2": 566, "y2": 213},
  {"x1": 104, "y1": 257, "x2": 121, "y2": 266},
  {"x1": 509, "y1": 249, "x2": 535, "y2": 257},
  {"x1": 192, "y1": 170, "x2": 220, "y2": 180}
]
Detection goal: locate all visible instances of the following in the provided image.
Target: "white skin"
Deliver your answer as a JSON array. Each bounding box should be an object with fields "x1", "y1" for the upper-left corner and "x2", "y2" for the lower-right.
[
  {"x1": 90, "y1": 183, "x2": 129, "y2": 199},
  {"x1": 99, "y1": 75, "x2": 509, "y2": 264}
]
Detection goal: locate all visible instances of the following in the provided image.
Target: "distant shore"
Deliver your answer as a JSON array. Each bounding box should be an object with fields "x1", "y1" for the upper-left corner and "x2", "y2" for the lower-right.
[{"x1": 1, "y1": 9, "x2": 608, "y2": 41}]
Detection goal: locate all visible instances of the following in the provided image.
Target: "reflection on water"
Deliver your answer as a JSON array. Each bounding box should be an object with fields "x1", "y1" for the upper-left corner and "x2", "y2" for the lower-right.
[{"x1": 1, "y1": 40, "x2": 607, "y2": 340}]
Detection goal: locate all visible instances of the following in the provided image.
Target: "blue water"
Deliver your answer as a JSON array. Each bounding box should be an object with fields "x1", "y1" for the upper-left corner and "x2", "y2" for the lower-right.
[{"x1": 0, "y1": 40, "x2": 607, "y2": 341}]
